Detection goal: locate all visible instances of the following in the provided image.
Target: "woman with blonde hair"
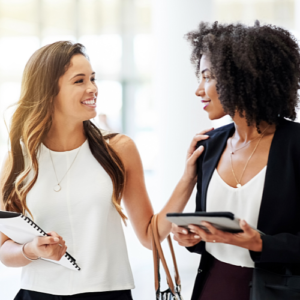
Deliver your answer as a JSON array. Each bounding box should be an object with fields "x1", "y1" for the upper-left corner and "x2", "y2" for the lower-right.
[{"x1": 0, "y1": 41, "x2": 207, "y2": 299}]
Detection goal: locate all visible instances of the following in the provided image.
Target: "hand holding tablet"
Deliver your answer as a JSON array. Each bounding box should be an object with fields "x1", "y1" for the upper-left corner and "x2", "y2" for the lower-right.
[
  {"x1": 168, "y1": 212, "x2": 264, "y2": 252},
  {"x1": 166, "y1": 212, "x2": 264, "y2": 235}
]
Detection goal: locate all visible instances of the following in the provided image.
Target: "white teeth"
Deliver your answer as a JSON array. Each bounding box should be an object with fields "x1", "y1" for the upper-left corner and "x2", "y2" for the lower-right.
[{"x1": 82, "y1": 99, "x2": 96, "y2": 105}]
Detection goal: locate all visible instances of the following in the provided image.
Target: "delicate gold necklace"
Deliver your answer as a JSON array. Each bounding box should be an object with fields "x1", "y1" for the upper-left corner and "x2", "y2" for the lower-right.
[
  {"x1": 49, "y1": 145, "x2": 83, "y2": 192},
  {"x1": 230, "y1": 126, "x2": 270, "y2": 188}
]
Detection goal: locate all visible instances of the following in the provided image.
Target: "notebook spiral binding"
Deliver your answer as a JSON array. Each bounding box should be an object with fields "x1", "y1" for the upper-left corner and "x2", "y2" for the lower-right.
[{"x1": 20, "y1": 214, "x2": 81, "y2": 270}]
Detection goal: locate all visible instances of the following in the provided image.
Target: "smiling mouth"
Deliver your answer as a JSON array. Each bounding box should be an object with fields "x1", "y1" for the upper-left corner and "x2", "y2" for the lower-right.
[
  {"x1": 81, "y1": 98, "x2": 97, "y2": 107},
  {"x1": 201, "y1": 99, "x2": 211, "y2": 109}
]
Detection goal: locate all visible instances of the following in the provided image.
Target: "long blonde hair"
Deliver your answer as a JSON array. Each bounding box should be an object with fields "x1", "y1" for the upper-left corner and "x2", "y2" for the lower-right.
[{"x1": 3, "y1": 41, "x2": 127, "y2": 221}]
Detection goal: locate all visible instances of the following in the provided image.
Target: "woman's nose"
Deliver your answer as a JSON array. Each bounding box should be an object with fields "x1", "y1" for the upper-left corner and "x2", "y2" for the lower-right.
[
  {"x1": 195, "y1": 85, "x2": 205, "y2": 97},
  {"x1": 87, "y1": 83, "x2": 97, "y2": 93}
]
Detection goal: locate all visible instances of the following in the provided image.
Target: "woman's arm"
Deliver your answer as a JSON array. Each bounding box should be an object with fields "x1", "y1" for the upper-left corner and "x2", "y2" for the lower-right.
[
  {"x1": 0, "y1": 154, "x2": 67, "y2": 267},
  {"x1": 111, "y1": 129, "x2": 211, "y2": 249}
]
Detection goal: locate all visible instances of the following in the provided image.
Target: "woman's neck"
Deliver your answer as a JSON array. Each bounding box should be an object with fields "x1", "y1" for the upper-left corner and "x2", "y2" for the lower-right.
[
  {"x1": 232, "y1": 114, "x2": 275, "y2": 142},
  {"x1": 43, "y1": 117, "x2": 86, "y2": 152}
]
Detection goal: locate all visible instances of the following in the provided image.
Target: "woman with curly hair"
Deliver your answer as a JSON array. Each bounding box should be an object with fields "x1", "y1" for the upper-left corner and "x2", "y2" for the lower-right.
[{"x1": 172, "y1": 21, "x2": 300, "y2": 300}]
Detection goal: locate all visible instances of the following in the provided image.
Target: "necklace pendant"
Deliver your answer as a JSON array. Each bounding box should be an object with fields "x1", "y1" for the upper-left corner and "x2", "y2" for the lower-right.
[
  {"x1": 236, "y1": 183, "x2": 242, "y2": 188},
  {"x1": 230, "y1": 151, "x2": 234, "y2": 155},
  {"x1": 54, "y1": 184, "x2": 61, "y2": 192}
]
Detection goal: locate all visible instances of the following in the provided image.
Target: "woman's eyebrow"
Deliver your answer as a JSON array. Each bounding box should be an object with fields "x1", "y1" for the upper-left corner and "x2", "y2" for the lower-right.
[
  {"x1": 70, "y1": 72, "x2": 95, "y2": 80},
  {"x1": 201, "y1": 68, "x2": 209, "y2": 74}
]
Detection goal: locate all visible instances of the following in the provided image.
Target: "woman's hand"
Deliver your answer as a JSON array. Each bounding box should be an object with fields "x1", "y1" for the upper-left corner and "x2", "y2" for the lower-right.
[
  {"x1": 188, "y1": 220, "x2": 263, "y2": 252},
  {"x1": 24, "y1": 231, "x2": 67, "y2": 261},
  {"x1": 182, "y1": 128, "x2": 214, "y2": 182},
  {"x1": 171, "y1": 223, "x2": 202, "y2": 247}
]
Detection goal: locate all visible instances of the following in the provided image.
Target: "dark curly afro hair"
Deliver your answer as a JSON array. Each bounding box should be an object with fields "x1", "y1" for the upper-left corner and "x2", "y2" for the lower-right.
[{"x1": 185, "y1": 21, "x2": 300, "y2": 129}]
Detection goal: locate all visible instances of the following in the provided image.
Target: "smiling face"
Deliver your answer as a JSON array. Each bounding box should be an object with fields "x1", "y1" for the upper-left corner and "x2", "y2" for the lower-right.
[
  {"x1": 195, "y1": 55, "x2": 226, "y2": 120},
  {"x1": 53, "y1": 54, "x2": 97, "y2": 123}
]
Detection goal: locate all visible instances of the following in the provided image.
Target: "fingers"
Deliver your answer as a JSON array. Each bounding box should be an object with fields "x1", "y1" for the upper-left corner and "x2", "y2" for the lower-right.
[
  {"x1": 38, "y1": 232, "x2": 65, "y2": 246},
  {"x1": 173, "y1": 233, "x2": 202, "y2": 247},
  {"x1": 58, "y1": 244, "x2": 68, "y2": 260},
  {"x1": 179, "y1": 220, "x2": 260, "y2": 250},
  {"x1": 186, "y1": 128, "x2": 213, "y2": 158},
  {"x1": 171, "y1": 224, "x2": 202, "y2": 247},
  {"x1": 47, "y1": 231, "x2": 60, "y2": 238},
  {"x1": 188, "y1": 223, "x2": 228, "y2": 244},
  {"x1": 188, "y1": 225, "x2": 208, "y2": 238},
  {"x1": 31, "y1": 232, "x2": 68, "y2": 261},
  {"x1": 36, "y1": 236, "x2": 59, "y2": 246},
  {"x1": 188, "y1": 128, "x2": 214, "y2": 150},
  {"x1": 187, "y1": 145, "x2": 204, "y2": 165},
  {"x1": 45, "y1": 232, "x2": 61, "y2": 244},
  {"x1": 239, "y1": 219, "x2": 252, "y2": 235},
  {"x1": 200, "y1": 222, "x2": 219, "y2": 235},
  {"x1": 187, "y1": 135, "x2": 208, "y2": 156},
  {"x1": 171, "y1": 223, "x2": 188, "y2": 235},
  {"x1": 50, "y1": 239, "x2": 67, "y2": 261}
]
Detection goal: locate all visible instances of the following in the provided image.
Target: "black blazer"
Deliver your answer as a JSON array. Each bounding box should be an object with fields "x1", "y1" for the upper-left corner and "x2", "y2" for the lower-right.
[{"x1": 187, "y1": 119, "x2": 300, "y2": 300}]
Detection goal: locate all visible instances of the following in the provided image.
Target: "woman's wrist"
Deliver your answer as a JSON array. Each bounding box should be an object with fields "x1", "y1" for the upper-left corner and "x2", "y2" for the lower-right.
[
  {"x1": 250, "y1": 235, "x2": 263, "y2": 252},
  {"x1": 180, "y1": 173, "x2": 197, "y2": 186},
  {"x1": 22, "y1": 242, "x2": 40, "y2": 260}
]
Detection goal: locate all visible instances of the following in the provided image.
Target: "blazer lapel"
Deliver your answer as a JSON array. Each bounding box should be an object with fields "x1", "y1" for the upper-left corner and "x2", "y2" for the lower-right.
[{"x1": 200, "y1": 123, "x2": 235, "y2": 211}]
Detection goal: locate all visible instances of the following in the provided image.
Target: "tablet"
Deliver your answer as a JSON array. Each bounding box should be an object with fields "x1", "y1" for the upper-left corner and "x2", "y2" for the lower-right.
[{"x1": 166, "y1": 212, "x2": 264, "y2": 234}]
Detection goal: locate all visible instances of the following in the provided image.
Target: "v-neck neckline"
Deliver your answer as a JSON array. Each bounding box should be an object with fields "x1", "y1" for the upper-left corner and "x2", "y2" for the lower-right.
[{"x1": 214, "y1": 166, "x2": 267, "y2": 191}]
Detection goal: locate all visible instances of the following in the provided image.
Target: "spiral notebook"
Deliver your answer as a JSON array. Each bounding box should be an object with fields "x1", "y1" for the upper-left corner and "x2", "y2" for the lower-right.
[{"x1": 0, "y1": 210, "x2": 80, "y2": 271}]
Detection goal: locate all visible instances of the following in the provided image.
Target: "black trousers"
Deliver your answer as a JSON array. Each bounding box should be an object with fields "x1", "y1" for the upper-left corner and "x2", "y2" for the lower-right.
[{"x1": 14, "y1": 289, "x2": 133, "y2": 300}]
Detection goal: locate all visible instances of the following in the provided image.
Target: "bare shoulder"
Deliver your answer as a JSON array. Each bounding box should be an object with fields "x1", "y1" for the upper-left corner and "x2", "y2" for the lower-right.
[
  {"x1": 109, "y1": 134, "x2": 136, "y2": 152},
  {"x1": 109, "y1": 134, "x2": 140, "y2": 169}
]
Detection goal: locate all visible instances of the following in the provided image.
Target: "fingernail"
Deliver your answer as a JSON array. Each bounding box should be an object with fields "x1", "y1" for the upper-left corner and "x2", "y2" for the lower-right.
[
  {"x1": 241, "y1": 220, "x2": 246, "y2": 226},
  {"x1": 194, "y1": 235, "x2": 200, "y2": 238},
  {"x1": 182, "y1": 229, "x2": 188, "y2": 234},
  {"x1": 54, "y1": 238, "x2": 59, "y2": 242},
  {"x1": 190, "y1": 229, "x2": 196, "y2": 233}
]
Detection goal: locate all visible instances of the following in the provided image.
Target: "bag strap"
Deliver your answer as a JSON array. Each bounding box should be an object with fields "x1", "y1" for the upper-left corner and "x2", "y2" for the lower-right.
[{"x1": 151, "y1": 214, "x2": 181, "y2": 294}]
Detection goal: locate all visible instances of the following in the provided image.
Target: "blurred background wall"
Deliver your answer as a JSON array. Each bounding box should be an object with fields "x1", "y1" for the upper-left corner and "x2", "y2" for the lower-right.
[{"x1": 0, "y1": 0, "x2": 299, "y2": 299}]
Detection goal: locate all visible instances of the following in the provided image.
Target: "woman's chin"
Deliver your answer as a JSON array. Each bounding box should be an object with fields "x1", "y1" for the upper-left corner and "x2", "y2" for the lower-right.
[
  {"x1": 207, "y1": 114, "x2": 219, "y2": 121},
  {"x1": 83, "y1": 111, "x2": 97, "y2": 121},
  {"x1": 207, "y1": 112, "x2": 227, "y2": 121}
]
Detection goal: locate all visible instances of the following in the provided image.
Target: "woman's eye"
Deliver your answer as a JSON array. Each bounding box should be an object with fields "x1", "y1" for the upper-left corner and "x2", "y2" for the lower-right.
[
  {"x1": 203, "y1": 76, "x2": 210, "y2": 82},
  {"x1": 75, "y1": 79, "x2": 84, "y2": 83},
  {"x1": 91, "y1": 77, "x2": 96, "y2": 82}
]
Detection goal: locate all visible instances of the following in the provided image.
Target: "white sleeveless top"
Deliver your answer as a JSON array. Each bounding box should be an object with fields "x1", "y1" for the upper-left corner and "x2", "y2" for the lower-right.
[
  {"x1": 20, "y1": 140, "x2": 135, "y2": 295},
  {"x1": 205, "y1": 167, "x2": 266, "y2": 268}
]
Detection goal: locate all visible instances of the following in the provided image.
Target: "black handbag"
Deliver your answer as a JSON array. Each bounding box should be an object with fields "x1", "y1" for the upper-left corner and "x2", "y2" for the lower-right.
[{"x1": 250, "y1": 267, "x2": 300, "y2": 299}]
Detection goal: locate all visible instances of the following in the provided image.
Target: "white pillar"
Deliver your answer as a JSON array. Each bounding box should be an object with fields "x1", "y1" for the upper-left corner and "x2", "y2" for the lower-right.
[
  {"x1": 151, "y1": 1, "x2": 214, "y2": 297},
  {"x1": 152, "y1": 0, "x2": 214, "y2": 209}
]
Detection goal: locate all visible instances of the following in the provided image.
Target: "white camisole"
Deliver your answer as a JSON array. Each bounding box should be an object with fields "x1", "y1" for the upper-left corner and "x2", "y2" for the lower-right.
[
  {"x1": 205, "y1": 167, "x2": 266, "y2": 268},
  {"x1": 20, "y1": 140, "x2": 134, "y2": 295}
]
